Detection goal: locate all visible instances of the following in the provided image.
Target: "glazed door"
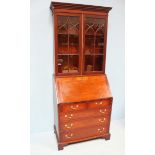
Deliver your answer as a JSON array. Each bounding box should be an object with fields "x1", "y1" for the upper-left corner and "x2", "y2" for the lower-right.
[
  {"x1": 56, "y1": 14, "x2": 82, "y2": 75},
  {"x1": 83, "y1": 15, "x2": 106, "y2": 74}
]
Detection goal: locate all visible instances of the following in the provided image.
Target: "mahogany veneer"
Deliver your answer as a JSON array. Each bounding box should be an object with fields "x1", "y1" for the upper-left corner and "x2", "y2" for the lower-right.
[
  {"x1": 53, "y1": 75, "x2": 112, "y2": 150},
  {"x1": 50, "y1": 2, "x2": 113, "y2": 150}
]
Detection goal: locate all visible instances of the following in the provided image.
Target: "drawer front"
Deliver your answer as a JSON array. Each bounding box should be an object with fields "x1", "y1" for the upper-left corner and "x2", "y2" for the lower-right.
[
  {"x1": 88, "y1": 99, "x2": 112, "y2": 109},
  {"x1": 59, "y1": 107, "x2": 111, "y2": 123},
  {"x1": 60, "y1": 116, "x2": 110, "y2": 132},
  {"x1": 59, "y1": 103, "x2": 87, "y2": 113},
  {"x1": 59, "y1": 99, "x2": 112, "y2": 113},
  {"x1": 60, "y1": 125, "x2": 109, "y2": 142}
]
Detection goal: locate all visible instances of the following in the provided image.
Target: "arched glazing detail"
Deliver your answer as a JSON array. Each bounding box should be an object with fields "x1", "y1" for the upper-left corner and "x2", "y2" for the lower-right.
[
  {"x1": 57, "y1": 16, "x2": 80, "y2": 74},
  {"x1": 84, "y1": 17, "x2": 105, "y2": 72}
]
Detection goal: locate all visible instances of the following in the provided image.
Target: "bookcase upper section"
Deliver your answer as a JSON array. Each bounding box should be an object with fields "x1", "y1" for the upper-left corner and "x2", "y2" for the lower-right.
[{"x1": 50, "y1": 2, "x2": 112, "y2": 76}]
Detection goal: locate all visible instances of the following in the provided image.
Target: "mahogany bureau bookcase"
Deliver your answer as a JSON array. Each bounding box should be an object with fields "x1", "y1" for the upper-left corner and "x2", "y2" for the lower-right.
[{"x1": 50, "y1": 2, "x2": 113, "y2": 150}]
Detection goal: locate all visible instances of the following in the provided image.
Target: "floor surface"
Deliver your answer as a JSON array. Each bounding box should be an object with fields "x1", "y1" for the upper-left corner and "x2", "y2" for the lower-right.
[{"x1": 31, "y1": 119, "x2": 124, "y2": 155}]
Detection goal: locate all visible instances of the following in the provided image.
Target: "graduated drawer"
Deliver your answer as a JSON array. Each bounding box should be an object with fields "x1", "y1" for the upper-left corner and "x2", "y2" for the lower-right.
[
  {"x1": 60, "y1": 116, "x2": 110, "y2": 132},
  {"x1": 60, "y1": 125, "x2": 109, "y2": 142},
  {"x1": 59, "y1": 107, "x2": 111, "y2": 123},
  {"x1": 59, "y1": 103, "x2": 86, "y2": 113},
  {"x1": 88, "y1": 99, "x2": 112, "y2": 109},
  {"x1": 58, "y1": 99, "x2": 112, "y2": 113}
]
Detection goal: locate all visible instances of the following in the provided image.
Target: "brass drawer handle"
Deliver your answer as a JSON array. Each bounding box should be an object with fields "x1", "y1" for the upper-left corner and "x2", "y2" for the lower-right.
[
  {"x1": 98, "y1": 127, "x2": 105, "y2": 133},
  {"x1": 99, "y1": 109, "x2": 104, "y2": 114},
  {"x1": 65, "y1": 114, "x2": 73, "y2": 119},
  {"x1": 65, "y1": 133, "x2": 73, "y2": 139},
  {"x1": 98, "y1": 118, "x2": 106, "y2": 122},
  {"x1": 65, "y1": 123, "x2": 73, "y2": 129},
  {"x1": 70, "y1": 105, "x2": 79, "y2": 110},
  {"x1": 95, "y1": 101, "x2": 103, "y2": 105},
  {"x1": 99, "y1": 109, "x2": 107, "y2": 113}
]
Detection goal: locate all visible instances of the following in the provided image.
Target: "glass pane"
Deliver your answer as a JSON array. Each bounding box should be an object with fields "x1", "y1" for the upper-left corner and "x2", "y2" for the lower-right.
[
  {"x1": 94, "y1": 18, "x2": 104, "y2": 54},
  {"x1": 85, "y1": 17, "x2": 95, "y2": 35},
  {"x1": 84, "y1": 17, "x2": 105, "y2": 72},
  {"x1": 85, "y1": 35, "x2": 94, "y2": 54},
  {"x1": 94, "y1": 55, "x2": 103, "y2": 71},
  {"x1": 84, "y1": 17, "x2": 95, "y2": 55},
  {"x1": 68, "y1": 55, "x2": 79, "y2": 73},
  {"x1": 85, "y1": 55, "x2": 93, "y2": 72},
  {"x1": 58, "y1": 55, "x2": 68, "y2": 73},
  {"x1": 58, "y1": 16, "x2": 68, "y2": 34},
  {"x1": 95, "y1": 36, "x2": 104, "y2": 54},
  {"x1": 68, "y1": 16, "x2": 79, "y2": 54},
  {"x1": 95, "y1": 18, "x2": 104, "y2": 35},
  {"x1": 58, "y1": 34, "x2": 68, "y2": 54},
  {"x1": 69, "y1": 34, "x2": 79, "y2": 54},
  {"x1": 57, "y1": 16, "x2": 79, "y2": 55},
  {"x1": 57, "y1": 15, "x2": 80, "y2": 74},
  {"x1": 68, "y1": 16, "x2": 79, "y2": 34},
  {"x1": 58, "y1": 16, "x2": 68, "y2": 54}
]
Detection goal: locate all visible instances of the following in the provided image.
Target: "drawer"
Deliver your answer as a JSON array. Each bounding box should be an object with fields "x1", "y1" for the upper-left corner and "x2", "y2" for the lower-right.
[
  {"x1": 60, "y1": 116, "x2": 110, "y2": 132},
  {"x1": 59, "y1": 107, "x2": 111, "y2": 123},
  {"x1": 60, "y1": 125, "x2": 109, "y2": 142},
  {"x1": 59, "y1": 108, "x2": 111, "y2": 122},
  {"x1": 59, "y1": 103, "x2": 87, "y2": 113},
  {"x1": 88, "y1": 99, "x2": 112, "y2": 109},
  {"x1": 58, "y1": 99, "x2": 112, "y2": 113}
]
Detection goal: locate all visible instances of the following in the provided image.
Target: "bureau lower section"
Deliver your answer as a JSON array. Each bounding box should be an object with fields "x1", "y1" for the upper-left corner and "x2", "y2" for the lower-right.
[{"x1": 54, "y1": 99, "x2": 112, "y2": 150}]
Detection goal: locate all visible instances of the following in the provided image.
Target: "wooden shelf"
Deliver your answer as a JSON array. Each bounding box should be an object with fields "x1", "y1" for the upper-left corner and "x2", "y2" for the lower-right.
[
  {"x1": 58, "y1": 53, "x2": 79, "y2": 55},
  {"x1": 85, "y1": 34, "x2": 104, "y2": 37},
  {"x1": 58, "y1": 33, "x2": 79, "y2": 35},
  {"x1": 84, "y1": 54, "x2": 104, "y2": 55}
]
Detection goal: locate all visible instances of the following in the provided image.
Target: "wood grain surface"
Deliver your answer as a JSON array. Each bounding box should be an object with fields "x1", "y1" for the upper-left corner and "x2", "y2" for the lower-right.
[{"x1": 55, "y1": 75, "x2": 112, "y2": 103}]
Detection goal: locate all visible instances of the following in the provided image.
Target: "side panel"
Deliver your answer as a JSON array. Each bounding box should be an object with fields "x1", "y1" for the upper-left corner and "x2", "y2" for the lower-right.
[{"x1": 53, "y1": 76, "x2": 59, "y2": 137}]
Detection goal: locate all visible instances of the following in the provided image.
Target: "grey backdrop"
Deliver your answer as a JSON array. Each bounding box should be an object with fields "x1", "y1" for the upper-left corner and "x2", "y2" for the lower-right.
[{"x1": 30, "y1": 0, "x2": 125, "y2": 133}]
